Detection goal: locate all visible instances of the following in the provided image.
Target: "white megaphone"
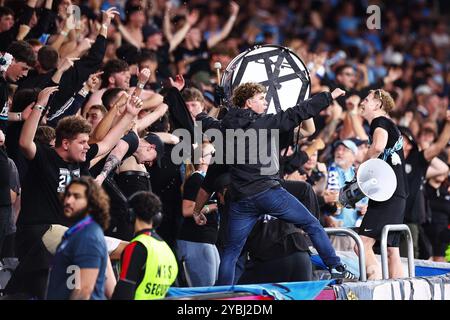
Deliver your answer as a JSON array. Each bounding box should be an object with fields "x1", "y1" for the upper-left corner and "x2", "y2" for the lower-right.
[{"x1": 339, "y1": 158, "x2": 397, "y2": 208}]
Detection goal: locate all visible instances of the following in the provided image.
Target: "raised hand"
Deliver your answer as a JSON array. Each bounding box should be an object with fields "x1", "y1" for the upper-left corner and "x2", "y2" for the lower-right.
[
  {"x1": 168, "y1": 74, "x2": 185, "y2": 92},
  {"x1": 57, "y1": 57, "x2": 80, "y2": 72},
  {"x1": 331, "y1": 88, "x2": 345, "y2": 100},
  {"x1": 384, "y1": 68, "x2": 402, "y2": 85},
  {"x1": 36, "y1": 86, "x2": 59, "y2": 107},
  {"x1": 78, "y1": 38, "x2": 95, "y2": 52},
  {"x1": 113, "y1": 91, "x2": 129, "y2": 116},
  {"x1": 102, "y1": 7, "x2": 120, "y2": 27},
  {"x1": 137, "y1": 68, "x2": 151, "y2": 85},
  {"x1": 85, "y1": 71, "x2": 103, "y2": 92},
  {"x1": 187, "y1": 9, "x2": 199, "y2": 26},
  {"x1": 126, "y1": 95, "x2": 144, "y2": 116},
  {"x1": 230, "y1": 1, "x2": 240, "y2": 16}
]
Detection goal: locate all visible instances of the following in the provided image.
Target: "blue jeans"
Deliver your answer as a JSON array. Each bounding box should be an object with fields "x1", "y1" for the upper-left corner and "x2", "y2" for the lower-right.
[
  {"x1": 176, "y1": 240, "x2": 220, "y2": 287},
  {"x1": 217, "y1": 186, "x2": 341, "y2": 285}
]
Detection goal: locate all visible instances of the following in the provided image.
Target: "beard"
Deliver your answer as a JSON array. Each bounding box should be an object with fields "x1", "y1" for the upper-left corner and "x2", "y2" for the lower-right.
[{"x1": 64, "y1": 207, "x2": 88, "y2": 225}]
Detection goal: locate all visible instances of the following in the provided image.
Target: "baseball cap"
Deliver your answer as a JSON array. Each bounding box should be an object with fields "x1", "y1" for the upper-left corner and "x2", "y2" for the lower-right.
[
  {"x1": 414, "y1": 85, "x2": 432, "y2": 96},
  {"x1": 144, "y1": 133, "x2": 164, "y2": 167},
  {"x1": 334, "y1": 139, "x2": 358, "y2": 155}
]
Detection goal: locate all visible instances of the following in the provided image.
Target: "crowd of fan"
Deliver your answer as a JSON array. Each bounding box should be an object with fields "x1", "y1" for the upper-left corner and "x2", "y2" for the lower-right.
[{"x1": 0, "y1": 0, "x2": 448, "y2": 299}]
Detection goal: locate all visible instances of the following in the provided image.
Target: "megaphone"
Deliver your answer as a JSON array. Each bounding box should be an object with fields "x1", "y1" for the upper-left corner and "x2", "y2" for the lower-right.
[{"x1": 339, "y1": 158, "x2": 397, "y2": 208}]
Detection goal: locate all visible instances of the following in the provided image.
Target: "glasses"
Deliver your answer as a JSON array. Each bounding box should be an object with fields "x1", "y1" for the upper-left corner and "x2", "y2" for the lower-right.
[{"x1": 343, "y1": 72, "x2": 356, "y2": 77}]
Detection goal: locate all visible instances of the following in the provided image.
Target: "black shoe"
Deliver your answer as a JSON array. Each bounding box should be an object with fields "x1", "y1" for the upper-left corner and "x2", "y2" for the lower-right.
[{"x1": 330, "y1": 264, "x2": 358, "y2": 281}]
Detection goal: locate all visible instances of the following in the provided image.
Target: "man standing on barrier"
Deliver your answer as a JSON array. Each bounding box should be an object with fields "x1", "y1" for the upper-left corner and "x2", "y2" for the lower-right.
[{"x1": 194, "y1": 82, "x2": 356, "y2": 284}]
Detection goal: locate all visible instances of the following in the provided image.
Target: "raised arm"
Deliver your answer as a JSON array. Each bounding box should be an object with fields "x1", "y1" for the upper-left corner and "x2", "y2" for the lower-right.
[
  {"x1": 19, "y1": 86, "x2": 59, "y2": 160},
  {"x1": 167, "y1": 9, "x2": 199, "y2": 53},
  {"x1": 94, "y1": 139, "x2": 129, "y2": 185},
  {"x1": 424, "y1": 111, "x2": 450, "y2": 162},
  {"x1": 95, "y1": 95, "x2": 143, "y2": 157},
  {"x1": 136, "y1": 103, "x2": 168, "y2": 134},
  {"x1": 47, "y1": 72, "x2": 102, "y2": 126},
  {"x1": 207, "y1": 1, "x2": 239, "y2": 49},
  {"x1": 89, "y1": 92, "x2": 128, "y2": 144},
  {"x1": 131, "y1": 68, "x2": 151, "y2": 98},
  {"x1": 264, "y1": 88, "x2": 344, "y2": 132},
  {"x1": 426, "y1": 156, "x2": 449, "y2": 179}
]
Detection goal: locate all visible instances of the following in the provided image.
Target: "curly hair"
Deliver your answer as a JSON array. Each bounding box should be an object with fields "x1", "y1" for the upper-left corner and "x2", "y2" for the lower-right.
[
  {"x1": 55, "y1": 115, "x2": 91, "y2": 147},
  {"x1": 371, "y1": 89, "x2": 396, "y2": 113},
  {"x1": 232, "y1": 82, "x2": 266, "y2": 108},
  {"x1": 65, "y1": 176, "x2": 110, "y2": 230}
]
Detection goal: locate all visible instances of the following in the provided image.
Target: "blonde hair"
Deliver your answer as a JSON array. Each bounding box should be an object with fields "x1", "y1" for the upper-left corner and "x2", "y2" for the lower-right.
[{"x1": 371, "y1": 89, "x2": 395, "y2": 113}]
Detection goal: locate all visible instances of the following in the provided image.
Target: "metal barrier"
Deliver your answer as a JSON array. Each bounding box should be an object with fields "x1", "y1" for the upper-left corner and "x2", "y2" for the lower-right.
[
  {"x1": 325, "y1": 227, "x2": 367, "y2": 282},
  {"x1": 380, "y1": 224, "x2": 415, "y2": 279}
]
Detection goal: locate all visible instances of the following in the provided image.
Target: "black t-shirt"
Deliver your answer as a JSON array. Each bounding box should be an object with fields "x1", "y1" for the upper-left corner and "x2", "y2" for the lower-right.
[
  {"x1": 178, "y1": 172, "x2": 218, "y2": 244},
  {"x1": 148, "y1": 144, "x2": 183, "y2": 248},
  {"x1": 202, "y1": 163, "x2": 228, "y2": 194},
  {"x1": 173, "y1": 40, "x2": 210, "y2": 77},
  {"x1": 424, "y1": 183, "x2": 450, "y2": 223},
  {"x1": 404, "y1": 149, "x2": 430, "y2": 222},
  {"x1": 17, "y1": 143, "x2": 98, "y2": 226},
  {"x1": 369, "y1": 116, "x2": 408, "y2": 198}
]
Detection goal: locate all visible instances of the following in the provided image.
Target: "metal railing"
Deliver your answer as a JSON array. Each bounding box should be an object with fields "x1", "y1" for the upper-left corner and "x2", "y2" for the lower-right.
[
  {"x1": 325, "y1": 227, "x2": 367, "y2": 282},
  {"x1": 380, "y1": 224, "x2": 415, "y2": 279}
]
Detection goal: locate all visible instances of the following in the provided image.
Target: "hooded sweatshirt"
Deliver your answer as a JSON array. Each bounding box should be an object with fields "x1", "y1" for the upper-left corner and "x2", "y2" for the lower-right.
[{"x1": 196, "y1": 91, "x2": 333, "y2": 201}]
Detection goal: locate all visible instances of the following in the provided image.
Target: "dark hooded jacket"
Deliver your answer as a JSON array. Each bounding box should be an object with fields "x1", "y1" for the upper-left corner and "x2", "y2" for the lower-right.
[{"x1": 196, "y1": 91, "x2": 333, "y2": 200}]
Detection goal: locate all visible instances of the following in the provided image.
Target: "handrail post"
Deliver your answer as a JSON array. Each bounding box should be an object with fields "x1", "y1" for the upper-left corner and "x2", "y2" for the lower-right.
[
  {"x1": 324, "y1": 227, "x2": 367, "y2": 282},
  {"x1": 380, "y1": 224, "x2": 415, "y2": 279}
]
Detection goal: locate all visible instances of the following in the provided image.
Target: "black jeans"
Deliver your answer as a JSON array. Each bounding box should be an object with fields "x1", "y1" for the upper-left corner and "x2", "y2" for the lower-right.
[{"x1": 0, "y1": 206, "x2": 11, "y2": 256}]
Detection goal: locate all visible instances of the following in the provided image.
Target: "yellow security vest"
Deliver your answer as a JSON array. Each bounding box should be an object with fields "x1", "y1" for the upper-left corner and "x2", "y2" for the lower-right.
[{"x1": 131, "y1": 233, "x2": 178, "y2": 300}]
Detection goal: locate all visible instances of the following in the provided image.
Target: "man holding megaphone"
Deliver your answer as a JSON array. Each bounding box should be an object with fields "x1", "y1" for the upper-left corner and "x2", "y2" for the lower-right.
[{"x1": 349, "y1": 89, "x2": 408, "y2": 280}]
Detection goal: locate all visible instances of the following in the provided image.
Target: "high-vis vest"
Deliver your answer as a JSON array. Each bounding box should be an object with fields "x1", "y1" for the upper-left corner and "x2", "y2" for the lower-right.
[{"x1": 132, "y1": 233, "x2": 178, "y2": 300}]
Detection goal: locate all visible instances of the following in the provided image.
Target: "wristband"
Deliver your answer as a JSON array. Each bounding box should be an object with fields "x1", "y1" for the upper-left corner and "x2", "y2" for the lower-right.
[
  {"x1": 60, "y1": 30, "x2": 68, "y2": 37},
  {"x1": 101, "y1": 24, "x2": 108, "y2": 30},
  {"x1": 79, "y1": 87, "x2": 89, "y2": 97},
  {"x1": 33, "y1": 104, "x2": 45, "y2": 112},
  {"x1": 137, "y1": 82, "x2": 145, "y2": 89},
  {"x1": 17, "y1": 112, "x2": 22, "y2": 121},
  {"x1": 203, "y1": 205, "x2": 210, "y2": 214}
]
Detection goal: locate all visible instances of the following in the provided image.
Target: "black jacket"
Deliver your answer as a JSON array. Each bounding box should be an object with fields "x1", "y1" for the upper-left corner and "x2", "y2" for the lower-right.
[
  {"x1": 48, "y1": 35, "x2": 106, "y2": 116},
  {"x1": 197, "y1": 91, "x2": 333, "y2": 200}
]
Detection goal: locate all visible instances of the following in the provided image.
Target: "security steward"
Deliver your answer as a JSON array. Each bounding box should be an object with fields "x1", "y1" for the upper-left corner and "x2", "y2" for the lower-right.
[{"x1": 112, "y1": 191, "x2": 178, "y2": 299}]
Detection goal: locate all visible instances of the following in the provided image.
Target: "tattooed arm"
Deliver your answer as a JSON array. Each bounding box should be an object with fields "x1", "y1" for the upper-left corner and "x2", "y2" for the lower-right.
[{"x1": 94, "y1": 139, "x2": 129, "y2": 185}]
